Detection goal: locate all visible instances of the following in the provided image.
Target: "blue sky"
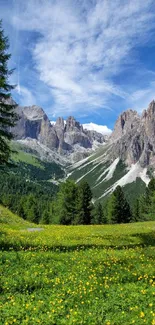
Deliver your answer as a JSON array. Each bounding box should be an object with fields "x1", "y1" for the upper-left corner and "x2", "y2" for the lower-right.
[{"x1": 1, "y1": 0, "x2": 155, "y2": 130}]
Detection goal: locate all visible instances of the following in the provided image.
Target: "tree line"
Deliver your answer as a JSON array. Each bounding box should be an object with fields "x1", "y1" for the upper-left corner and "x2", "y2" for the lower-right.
[
  {"x1": 0, "y1": 171, "x2": 58, "y2": 224},
  {"x1": 0, "y1": 173, "x2": 155, "y2": 224},
  {"x1": 133, "y1": 178, "x2": 155, "y2": 221},
  {"x1": 51, "y1": 179, "x2": 155, "y2": 225}
]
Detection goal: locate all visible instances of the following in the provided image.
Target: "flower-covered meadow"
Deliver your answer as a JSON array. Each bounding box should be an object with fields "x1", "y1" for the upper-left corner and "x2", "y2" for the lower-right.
[{"x1": 0, "y1": 219, "x2": 155, "y2": 325}]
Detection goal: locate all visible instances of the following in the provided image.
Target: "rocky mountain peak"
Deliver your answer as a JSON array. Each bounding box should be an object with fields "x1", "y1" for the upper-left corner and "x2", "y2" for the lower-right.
[
  {"x1": 65, "y1": 116, "x2": 82, "y2": 132},
  {"x1": 55, "y1": 117, "x2": 65, "y2": 128},
  {"x1": 12, "y1": 104, "x2": 106, "y2": 162},
  {"x1": 148, "y1": 99, "x2": 155, "y2": 113},
  {"x1": 110, "y1": 109, "x2": 140, "y2": 143},
  {"x1": 142, "y1": 100, "x2": 155, "y2": 120},
  {"x1": 22, "y1": 105, "x2": 46, "y2": 120}
]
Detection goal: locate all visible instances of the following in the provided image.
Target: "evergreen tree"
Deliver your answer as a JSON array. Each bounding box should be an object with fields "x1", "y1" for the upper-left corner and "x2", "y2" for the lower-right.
[
  {"x1": 92, "y1": 202, "x2": 104, "y2": 224},
  {"x1": 108, "y1": 186, "x2": 132, "y2": 223},
  {"x1": 132, "y1": 198, "x2": 140, "y2": 221},
  {"x1": 76, "y1": 181, "x2": 93, "y2": 224},
  {"x1": 139, "y1": 178, "x2": 155, "y2": 220},
  {"x1": 40, "y1": 210, "x2": 50, "y2": 224},
  {"x1": 24, "y1": 194, "x2": 40, "y2": 223},
  {"x1": 55, "y1": 180, "x2": 78, "y2": 225},
  {"x1": 144, "y1": 178, "x2": 155, "y2": 220},
  {"x1": 0, "y1": 20, "x2": 17, "y2": 165},
  {"x1": 148, "y1": 178, "x2": 155, "y2": 193}
]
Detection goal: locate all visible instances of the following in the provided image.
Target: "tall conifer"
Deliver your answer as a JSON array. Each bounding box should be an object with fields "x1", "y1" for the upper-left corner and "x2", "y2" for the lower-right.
[{"x1": 0, "y1": 20, "x2": 17, "y2": 165}]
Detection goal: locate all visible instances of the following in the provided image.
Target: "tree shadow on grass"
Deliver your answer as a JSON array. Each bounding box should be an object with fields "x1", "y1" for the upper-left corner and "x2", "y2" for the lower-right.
[
  {"x1": 0, "y1": 231, "x2": 155, "y2": 252},
  {"x1": 132, "y1": 231, "x2": 155, "y2": 247}
]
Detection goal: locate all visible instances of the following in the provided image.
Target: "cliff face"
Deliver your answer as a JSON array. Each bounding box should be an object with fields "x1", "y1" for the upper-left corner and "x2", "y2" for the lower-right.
[
  {"x1": 12, "y1": 105, "x2": 106, "y2": 160},
  {"x1": 109, "y1": 100, "x2": 155, "y2": 168},
  {"x1": 12, "y1": 99, "x2": 155, "y2": 167},
  {"x1": 13, "y1": 105, "x2": 59, "y2": 149}
]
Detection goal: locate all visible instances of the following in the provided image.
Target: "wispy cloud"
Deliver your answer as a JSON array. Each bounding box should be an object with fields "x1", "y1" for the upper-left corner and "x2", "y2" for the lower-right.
[
  {"x1": 130, "y1": 81, "x2": 155, "y2": 112},
  {"x1": 15, "y1": 86, "x2": 37, "y2": 107},
  {"x1": 2, "y1": 0, "x2": 155, "y2": 118}
]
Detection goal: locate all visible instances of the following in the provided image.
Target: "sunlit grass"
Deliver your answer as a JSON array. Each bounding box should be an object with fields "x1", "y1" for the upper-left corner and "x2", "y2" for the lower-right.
[{"x1": 0, "y1": 207, "x2": 155, "y2": 324}]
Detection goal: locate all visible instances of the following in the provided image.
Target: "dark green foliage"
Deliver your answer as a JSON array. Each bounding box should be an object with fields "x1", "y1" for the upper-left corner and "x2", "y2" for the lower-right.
[
  {"x1": 137, "y1": 178, "x2": 155, "y2": 221},
  {"x1": 148, "y1": 178, "x2": 155, "y2": 193},
  {"x1": 132, "y1": 199, "x2": 140, "y2": 221},
  {"x1": 76, "y1": 181, "x2": 93, "y2": 225},
  {"x1": 107, "y1": 186, "x2": 132, "y2": 223},
  {"x1": 55, "y1": 180, "x2": 78, "y2": 225},
  {"x1": 53, "y1": 180, "x2": 93, "y2": 225},
  {"x1": 92, "y1": 202, "x2": 106, "y2": 224},
  {"x1": 0, "y1": 20, "x2": 18, "y2": 165},
  {"x1": 40, "y1": 210, "x2": 50, "y2": 225},
  {"x1": 0, "y1": 171, "x2": 58, "y2": 224},
  {"x1": 16, "y1": 160, "x2": 64, "y2": 181},
  {"x1": 123, "y1": 177, "x2": 146, "y2": 207}
]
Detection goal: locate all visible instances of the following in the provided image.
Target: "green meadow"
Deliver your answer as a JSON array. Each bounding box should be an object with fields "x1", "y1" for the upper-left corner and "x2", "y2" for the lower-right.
[{"x1": 0, "y1": 206, "x2": 155, "y2": 325}]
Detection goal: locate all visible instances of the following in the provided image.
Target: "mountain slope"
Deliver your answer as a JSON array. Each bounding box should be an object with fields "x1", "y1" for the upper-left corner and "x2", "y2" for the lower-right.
[
  {"x1": 10, "y1": 141, "x2": 65, "y2": 182},
  {"x1": 68, "y1": 100, "x2": 155, "y2": 204},
  {"x1": 0, "y1": 204, "x2": 33, "y2": 226}
]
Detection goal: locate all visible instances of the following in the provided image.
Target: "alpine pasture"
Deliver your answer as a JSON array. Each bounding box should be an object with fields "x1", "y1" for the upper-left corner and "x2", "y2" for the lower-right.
[{"x1": 0, "y1": 206, "x2": 155, "y2": 325}]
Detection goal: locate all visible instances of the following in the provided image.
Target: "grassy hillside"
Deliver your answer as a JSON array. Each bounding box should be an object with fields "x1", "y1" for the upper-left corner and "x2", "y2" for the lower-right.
[
  {"x1": 10, "y1": 141, "x2": 65, "y2": 181},
  {"x1": 0, "y1": 205, "x2": 34, "y2": 227},
  {"x1": 1, "y1": 217, "x2": 155, "y2": 324}
]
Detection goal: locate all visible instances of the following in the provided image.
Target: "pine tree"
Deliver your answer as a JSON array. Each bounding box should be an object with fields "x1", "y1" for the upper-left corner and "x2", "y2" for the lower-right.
[
  {"x1": 144, "y1": 178, "x2": 155, "y2": 220},
  {"x1": 76, "y1": 181, "x2": 93, "y2": 224},
  {"x1": 92, "y1": 202, "x2": 104, "y2": 224},
  {"x1": 0, "y1": 20, "x2": 17, "y2": 165},
  {"x1": 108, "y1": 186, "x2": 132, "y2": 223},
  {"x1": 55, "y1": 180, "x2": 78, "y2": 225},
  {"x1": 139, "y1": 178, "x2": 155, "y2": 220},
  {"x1": 133, "y1": 198, "x2": 140, "y2": 221}
]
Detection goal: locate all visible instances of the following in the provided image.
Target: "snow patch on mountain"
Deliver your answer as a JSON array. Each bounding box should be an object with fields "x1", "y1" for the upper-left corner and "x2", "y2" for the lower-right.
[{"x1": 98, "y1": 162, "x2": 150, "y2": 200}]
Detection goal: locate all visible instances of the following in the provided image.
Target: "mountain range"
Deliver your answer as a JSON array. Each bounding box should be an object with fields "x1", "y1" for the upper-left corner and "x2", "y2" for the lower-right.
[
  {"x1": 12, "y1": 103, "x2": 107, "y2": 164},
  {"x1": 11, "y1": 99, "x2": 155, "y2": 203}
]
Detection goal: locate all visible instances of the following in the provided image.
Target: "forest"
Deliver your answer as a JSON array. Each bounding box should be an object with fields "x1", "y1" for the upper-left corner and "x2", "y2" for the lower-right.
[{"x1": 0, "y1": 168, "x2": 155, "y2": 224}]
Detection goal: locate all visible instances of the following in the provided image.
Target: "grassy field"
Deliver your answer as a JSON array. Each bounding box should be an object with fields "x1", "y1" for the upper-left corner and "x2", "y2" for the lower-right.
[{"x1": 0, "y1": 206, "x2": 155, "y2": 325}]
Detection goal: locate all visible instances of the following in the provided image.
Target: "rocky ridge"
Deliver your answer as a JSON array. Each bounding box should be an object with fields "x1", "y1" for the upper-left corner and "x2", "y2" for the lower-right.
[
  {"x1": 109, "y1": 100, "x2": 155, "y2": 169},
  {"x1": 12, "y1": 104, "x2": 107, "y2": 163},
  {"x1": 11, "y1": 99, "x2": 155, "y2": 170},
  {"x1": 68, "y1": 100, "x2": 155, "y2": 202}
]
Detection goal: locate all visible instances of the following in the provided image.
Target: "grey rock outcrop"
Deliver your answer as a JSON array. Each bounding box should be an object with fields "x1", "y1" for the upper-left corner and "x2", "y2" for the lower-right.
[
  {"x1": 12, "y1": 104, "x2": 106, "y2": 161},
  {"x1": 13, "y1": 105, "x2": 59, "y2": 149},
  {"x1": 110, "y1": 100, "x2": 155, "y2": 168},
  {"x1": 110, "y1": 109, "x2": 140, "y2": 143}
]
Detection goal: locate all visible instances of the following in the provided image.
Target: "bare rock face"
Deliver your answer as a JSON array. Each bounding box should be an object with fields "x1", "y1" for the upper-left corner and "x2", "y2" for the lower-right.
[
  {"x1": 13, "y1": 105, "x2": 59, "y2": 150},
  {"x1": 65, "y1": 116, "x2": 83, "y2": 132},
  {"x1": 64, "y1": 116, "x2": 91, "y2": 148},
  {"x1": 110, "y1": 100, "x2": 155, "y2": 168},
  {"x1": 110, "y1": 109, "x2": 140, "y2": 143},
  {"x1": 84, "y1": 129, "x2": 105, "y2": 144},
  {"x1": 12, "y1": 105, "x2": 106, "y2": 160},
  {"x1": 141, "y1": 100, "x2": 155, "y2": 144},
  {"x1": 10, "y1": 98, "x2": 155, "y2": 167}
]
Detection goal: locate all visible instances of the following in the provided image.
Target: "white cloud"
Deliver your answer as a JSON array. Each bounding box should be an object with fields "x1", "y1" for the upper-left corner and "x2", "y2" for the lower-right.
[
  {"x1": 130, "y1": 81, "x2": 155, "y2": 112},
  {"x1": 16, "y1": 86, "x2": 36, "y2": 106},
  {"x1": 51, "y1": 120, "x2": 111, "y2": 135},
  {"x1": 83, "y1": 122, "x2": 112, "y2": 135},
  {"x1": 7, "y1": 0, "x2": 155, "y2": 116}
]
